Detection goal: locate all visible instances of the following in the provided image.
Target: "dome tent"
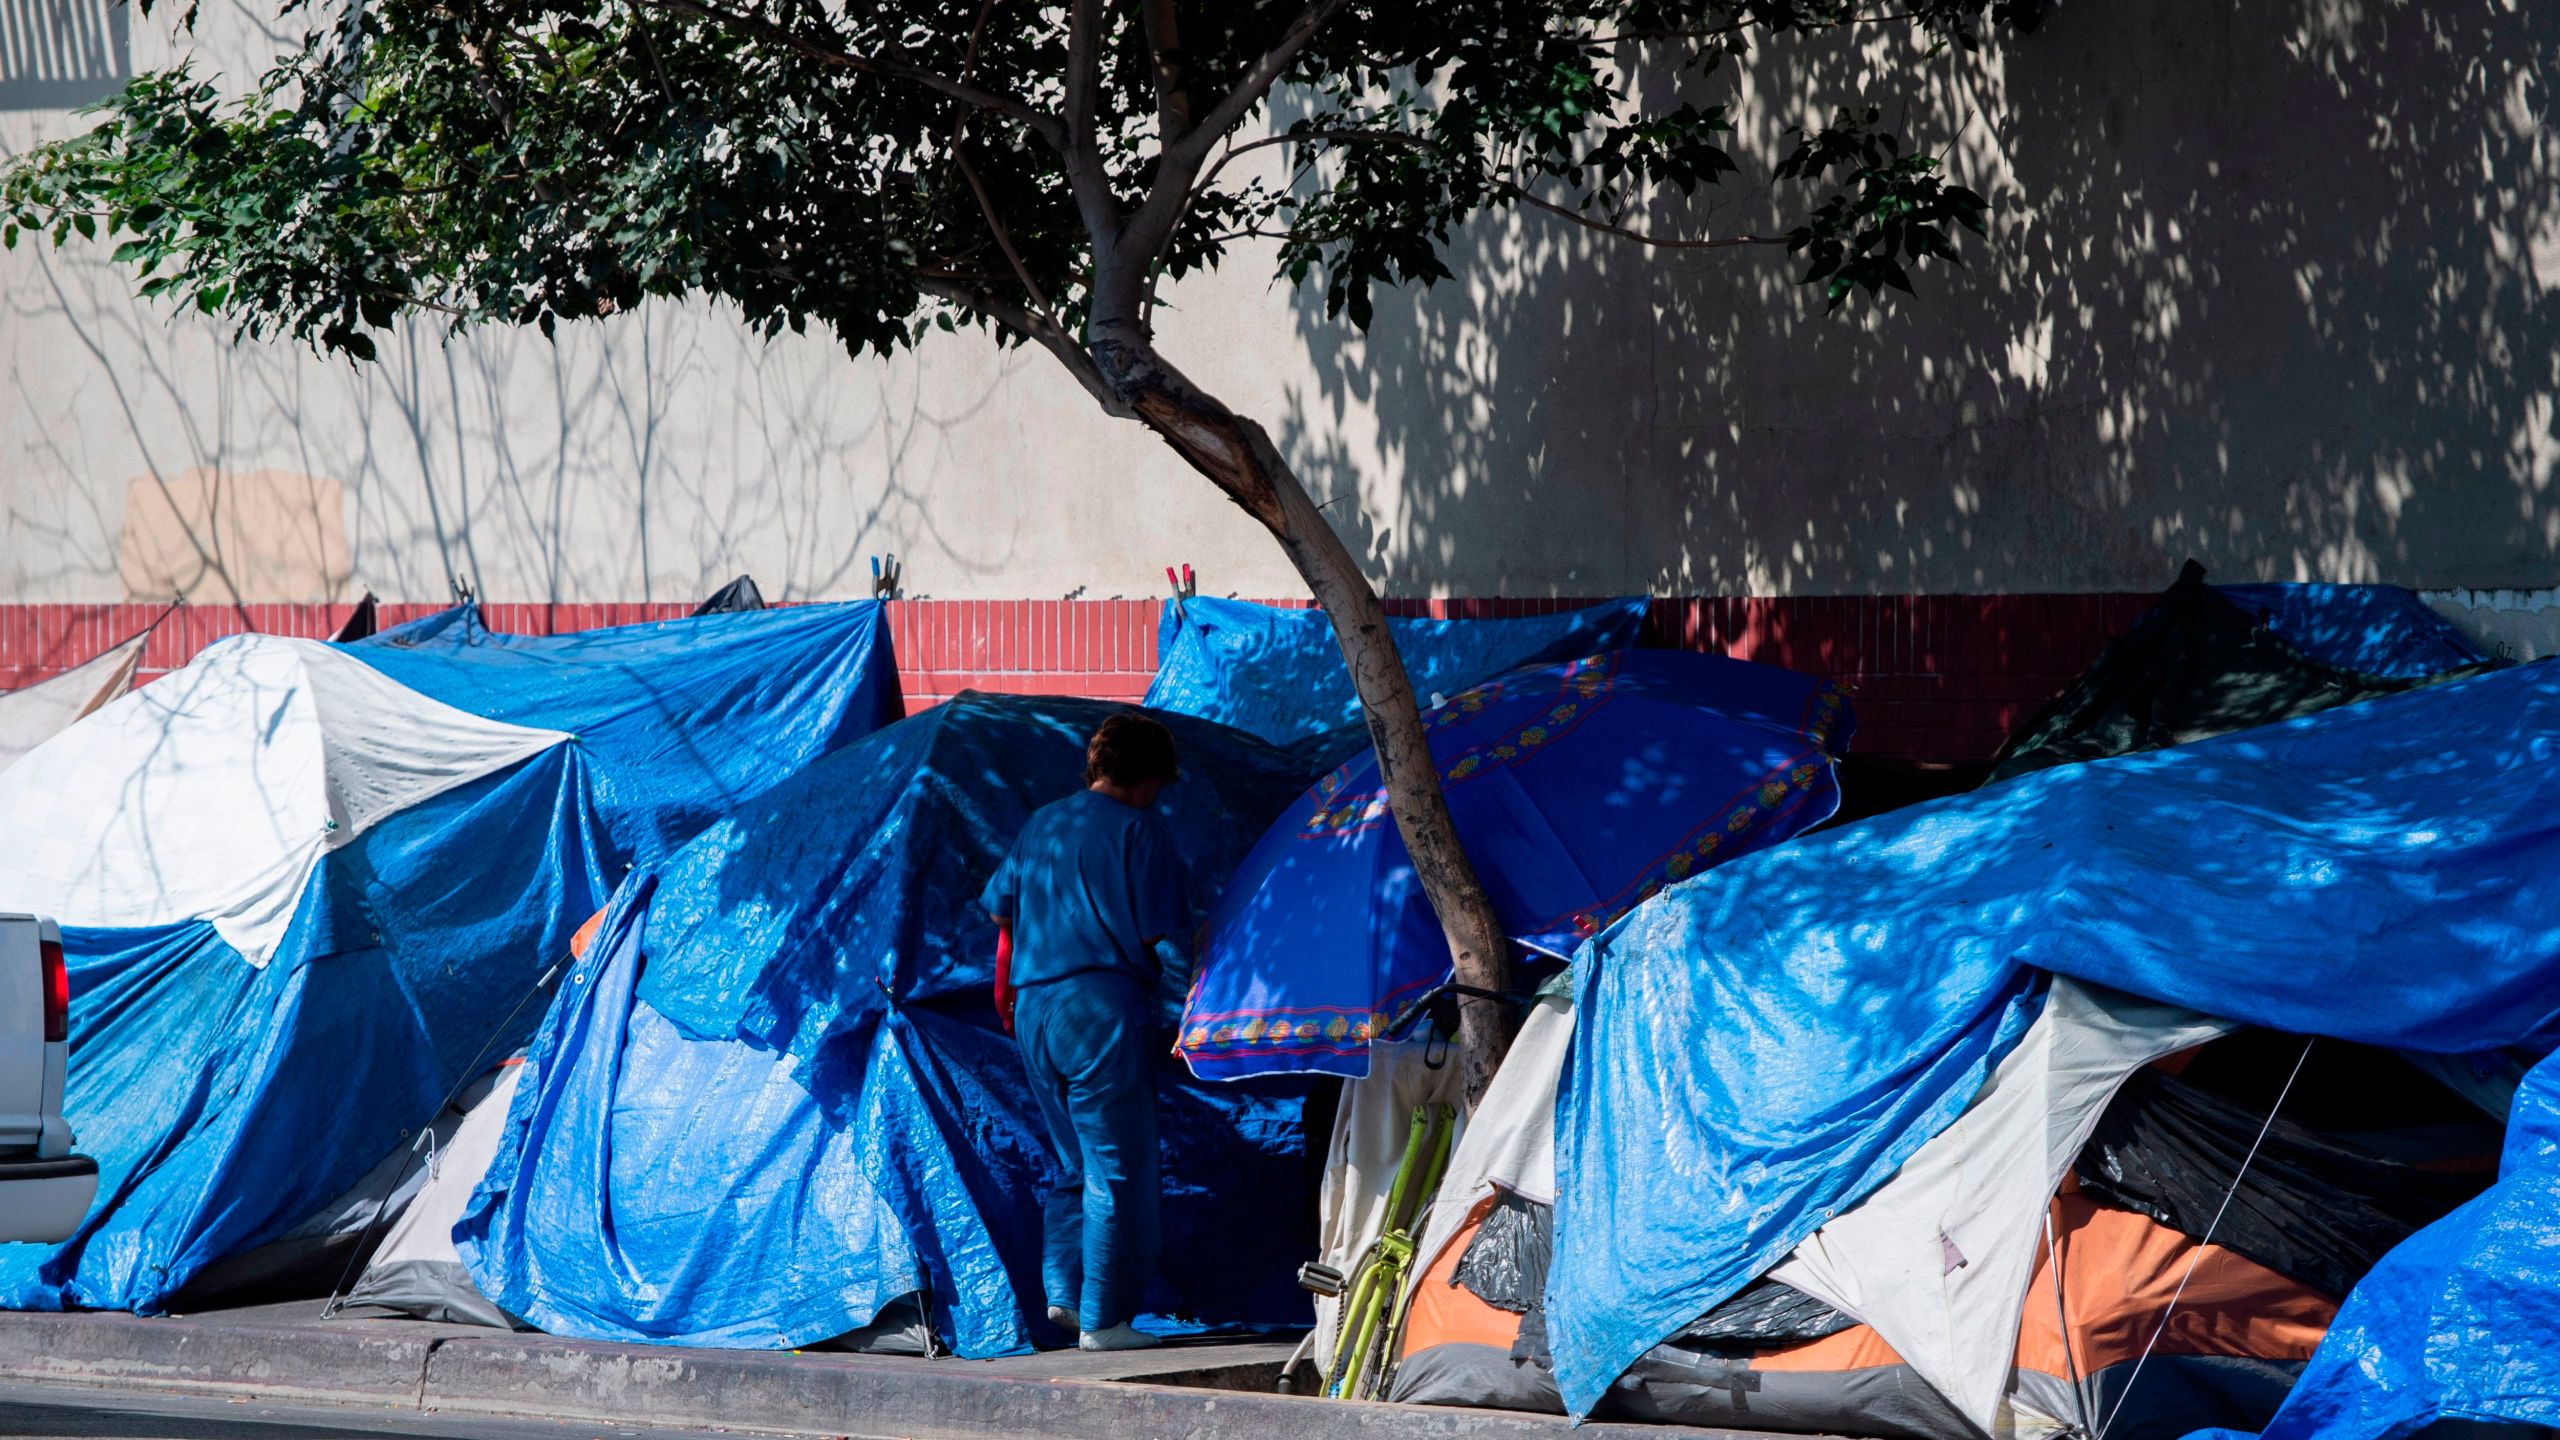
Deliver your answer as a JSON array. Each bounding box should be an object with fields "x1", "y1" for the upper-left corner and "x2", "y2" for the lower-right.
[
  {"x1": 457, "y1": 692, "x2": 1326, "y2": 1357},
  {"x1": 1380, "y1": 655, "x2": 2560, "y2": 1438},
  {"x1": 1530, "y1": 659, "x2": 2560, "y2": 1431},
  {"x1": 0, "y1": 636, "x2": 583, "y2": 1311},
  {"x1": 0, "y1": 602, "x2": 903, "y2": 1313},
  {"x1": 1389, "y1": 983, "x2": 2493, "y2": 1439}
]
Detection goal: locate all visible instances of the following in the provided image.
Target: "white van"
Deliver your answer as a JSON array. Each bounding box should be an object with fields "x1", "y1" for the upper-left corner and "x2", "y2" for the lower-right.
[{"x1": 0, "y1": 914, "x2": 97, "y2": 1243}]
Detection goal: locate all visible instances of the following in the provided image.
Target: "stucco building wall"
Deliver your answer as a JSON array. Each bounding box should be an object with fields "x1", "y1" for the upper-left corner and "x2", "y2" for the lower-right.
[{"x1": 3, "y1": 0, "x2": 2555, "y2": 623}]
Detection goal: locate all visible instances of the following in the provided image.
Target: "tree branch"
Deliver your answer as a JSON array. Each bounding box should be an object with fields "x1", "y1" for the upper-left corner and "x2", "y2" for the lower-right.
[
  {"x1": 1162, "y1": 0, "x2": 1355, "y2": 175},
  {"x1": 1496, "y1": 181, "x2": 1785, "y2": 250},
  {"x1": 635, "y1": 0, "x2": 1063, "y2": 150},
  {"x1": 953, "y1": 142, "x2": 1059, "y2": 328},
  {"x1": 449, "y1": 23, "x2": 565, "y2": 205},
  {"x1": 1113, "y1": 0, "x2": 1355, "y2": 305},
  {"x1": 917, "y1": 274, "x2": 1133, "y2": 418},
  {"x1": 1064, "y1": 0, "x2": 1102, "y2": 146},
  {"x1": 1139, "y1": 0, "x2": 1191, "y2": 146},
  {"x1": 1197, "y1": 124, "x2": 1431, "y2": 192},
  {"x1": 1056, "y1": 0, "x2": 1123, "y2": 239}
]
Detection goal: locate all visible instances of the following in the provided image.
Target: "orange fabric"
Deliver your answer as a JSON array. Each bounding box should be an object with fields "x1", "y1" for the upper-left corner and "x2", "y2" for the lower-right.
[
  {"x1": 1399, "y1": 1203, "x2": 1524, "y2": 1357},
  {"x1": 567, "y1": 906, "x2": 608, "y2": 960},
  {"x1": 2150, "y1": 1045, "x2": 2205, "y2": 1077},
  {"x1": 2013, "y1": 1193, "x2": 2336, "y2": 1380}
]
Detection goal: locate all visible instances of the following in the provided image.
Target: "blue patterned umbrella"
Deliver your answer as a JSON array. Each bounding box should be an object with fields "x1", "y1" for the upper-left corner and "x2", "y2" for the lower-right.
[{"x1": 1178, "y1": 649, "x2": 1853, "y2": 1080}]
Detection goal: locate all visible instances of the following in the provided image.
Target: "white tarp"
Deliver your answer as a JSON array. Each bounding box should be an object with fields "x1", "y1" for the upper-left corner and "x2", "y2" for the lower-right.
[
  {"x1": 1410, "y1": 986, "x2": 1573, "y2": 1284},
  {"x1": 0, "y1": 635, "x2": 566, "y2": 965},
  {"x1": 1770, "y1": 978, "x2": 2231, "y2": 1433},
  {"x1": 0, "y1": 633, "x2": 144, "y2": 774},
  {"x1": 342, "y1": 1062, "x2": 522, "y2": 1327},
  {"x1": 1310, "y1": 1036, "x2": 1468, "y2": 1374}
]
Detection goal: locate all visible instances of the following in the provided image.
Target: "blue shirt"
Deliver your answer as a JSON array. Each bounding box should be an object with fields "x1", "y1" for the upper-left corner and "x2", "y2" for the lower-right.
[{"x1": 981, "y1": 789, "x2": 1191, "y2": 992}]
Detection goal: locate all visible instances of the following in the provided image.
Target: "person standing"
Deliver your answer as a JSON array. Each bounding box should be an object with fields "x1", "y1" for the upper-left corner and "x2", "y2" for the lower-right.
[{"x1": 981, "y1": 713, "x2": 1193, "y2": 1351}]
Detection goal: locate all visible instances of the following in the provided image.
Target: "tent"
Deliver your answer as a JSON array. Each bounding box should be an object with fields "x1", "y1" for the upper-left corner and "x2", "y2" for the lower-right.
[
  {"x1": 1145, "y1": 596, "x2": 1649, "y2": 761},
  {"x1": 1538, "y1": 657, "x2": 2560, "y2": 1426},
  {"x1": 0, "y1": 636, "x2": 587, "y2": 1311},
  {"x1": 330, "y1": 593, "x2": 380, "y2": 643},
  {"x1": 1402, "y1": 1179, "x2": 2350, "y2": 1440},
  {"x1": 1183, "y1": 650, "x2": 1851, "y2": 1082},
  {"x1": 691, "y1": 575, "x2": 768, "y2": 615},
  {"x1": 0, "y1": 630, "x2": 146, "y2": 774},
  {"x1": 2216, "y1": 581, "x2": 2490, "y2": 679},
  {"x1": 456, "y1": 693, "x2": 1324, "y2": 1359},
  {"x1": 1392, "y1": 985, "x2": 2498, "y2": 1439},
  {"x1": 173, "y1": 1061, "x2": 517, "y2": 1311},
  {"x1": 337, "y1": 1062, "x2": 523, "y2": 1327},
  {"x1": 1990, "y1": 563, "x2": 2495, "y2": 783},
  {"x1": 342, "y1": 989, "x2": 935, "y2": 1355},
  {"x1": 0, "y1": 604, "x2": 903, "y2": 1313}
]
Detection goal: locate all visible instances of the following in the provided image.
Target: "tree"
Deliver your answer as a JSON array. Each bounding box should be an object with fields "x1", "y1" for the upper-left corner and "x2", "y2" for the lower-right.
[{"x1": 3, "y1": 0, "x2": 2029, "y2": 1103}]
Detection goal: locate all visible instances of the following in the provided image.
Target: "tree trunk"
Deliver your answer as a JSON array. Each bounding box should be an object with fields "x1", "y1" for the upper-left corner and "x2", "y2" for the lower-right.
[{"x1": 1088, "y1": 334, "x2": 1517, "y2": 1105}]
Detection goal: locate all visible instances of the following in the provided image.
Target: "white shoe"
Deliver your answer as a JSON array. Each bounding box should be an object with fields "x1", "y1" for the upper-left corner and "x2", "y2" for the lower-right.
[
  {"x1": 1077, "y1": 1323, "x2": 1162, "y2": 1352},
  {"x1": 1046, "y1": 1304, "x2": 1078, "y2": 1332}
]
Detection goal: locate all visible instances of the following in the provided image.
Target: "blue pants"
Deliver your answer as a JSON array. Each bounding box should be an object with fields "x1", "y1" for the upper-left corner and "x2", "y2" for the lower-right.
[{"x1": 1014, "y1": 971, "x2": 1160, "y2": 1332}]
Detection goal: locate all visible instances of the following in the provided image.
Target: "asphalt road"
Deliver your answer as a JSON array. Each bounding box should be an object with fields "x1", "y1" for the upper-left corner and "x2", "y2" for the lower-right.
[{"x1": 0, "y1": 1388, "x2": 810, "y2": 1440}]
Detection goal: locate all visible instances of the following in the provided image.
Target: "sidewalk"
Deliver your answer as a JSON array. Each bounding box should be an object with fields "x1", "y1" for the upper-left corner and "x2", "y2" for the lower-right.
[{"x1": 0, "y1": 1302, "x2": 1764, "y2": 1440}]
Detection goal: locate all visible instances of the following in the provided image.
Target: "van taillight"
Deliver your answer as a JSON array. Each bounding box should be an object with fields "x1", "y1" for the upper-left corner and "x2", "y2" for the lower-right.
[{"x1": 40, "y1": 938, "x2": 67, "y2": 1043}]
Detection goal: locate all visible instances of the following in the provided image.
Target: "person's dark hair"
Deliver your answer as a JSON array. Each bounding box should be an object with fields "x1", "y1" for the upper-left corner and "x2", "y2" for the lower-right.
[{"x1": 1086, "y1": 712, "x2": 1180, "y2": 788}]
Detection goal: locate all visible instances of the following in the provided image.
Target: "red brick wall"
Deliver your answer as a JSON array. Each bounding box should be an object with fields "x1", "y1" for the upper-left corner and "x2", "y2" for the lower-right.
[{"x1": 0, "y1": 593, "x2": 2156, "y2": 762}]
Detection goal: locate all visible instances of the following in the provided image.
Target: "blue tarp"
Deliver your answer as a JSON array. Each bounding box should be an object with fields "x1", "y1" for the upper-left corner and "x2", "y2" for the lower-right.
[
  {"x1": 455, "y1": 876, "x2": 929, "y2": 1347},
  {"x1": 2, "y1": 606, "x2": 903, "y2": 1314},
  {"x1": 1549, "y1": 659, "x2": 2560, "y2": 1416},
  {"x1": 2217, "y1": 582, "x2": 2489, "y2": 679},
  {"x1": 1182, "y1": 650, "x2": 1852, "y2": 1081},
  {"x1": 1, "y1": 748, "x2": 614, "y2": 1311},
  {"x1": 2201, "y1": 1050, "x2": 2560, "y2": 1440},
  {"x1": 1144, "y1": 596, "x2": 1649, "y2": 752},
  {"x1": 350, "y1": 602, "x2": 905, "y2": 868},
  {"x1": 459, "y1": 693, "x2": 1323, "y2": 1357}
]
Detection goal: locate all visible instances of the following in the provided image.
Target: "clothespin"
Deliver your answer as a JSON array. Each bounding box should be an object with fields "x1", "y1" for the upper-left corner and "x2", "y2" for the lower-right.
[
  {"x1": 870, "y1": 554, "x2": 903, "y2": 600},
  {"x1": 1165, "y1": 563, "x2": 1197, "y2": 622}
]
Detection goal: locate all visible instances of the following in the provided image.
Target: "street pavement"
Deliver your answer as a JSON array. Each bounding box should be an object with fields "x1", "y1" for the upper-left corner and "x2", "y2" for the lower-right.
[{"x1": 0, "y1": 1386, "x2": 797, "y2": 1440}]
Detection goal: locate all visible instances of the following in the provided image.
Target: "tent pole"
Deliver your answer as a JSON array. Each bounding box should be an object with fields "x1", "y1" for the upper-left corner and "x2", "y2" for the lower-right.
[
  {"x1": 2042, "y1": 1201, "x2": 2095, "y2": 1438},
  {"x1": 320, "y1": 954, "x2": 570, "y2": 1319},
  {"x1": 2094, "y1": 1036, "x2": 2315, "y2": 1440}
]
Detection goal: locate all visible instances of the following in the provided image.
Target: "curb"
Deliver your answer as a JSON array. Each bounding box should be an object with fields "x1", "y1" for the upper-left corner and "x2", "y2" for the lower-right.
[
  {"x1": 0, "y1": 1311, "x2": 1760, "y2": 1440},
  {"x1": 0, "y1": 1311, "x2": 435, "y2": 1409}
]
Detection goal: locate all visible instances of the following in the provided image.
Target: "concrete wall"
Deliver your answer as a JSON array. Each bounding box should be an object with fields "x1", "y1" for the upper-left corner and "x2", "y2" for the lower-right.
[{"x1": 4, "y1": 0, "x2": 2557, "y2": 609}]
